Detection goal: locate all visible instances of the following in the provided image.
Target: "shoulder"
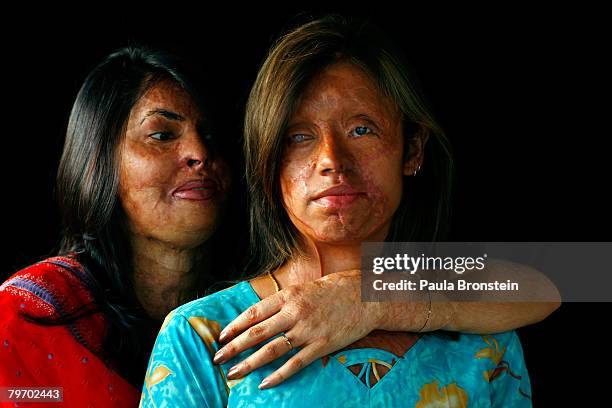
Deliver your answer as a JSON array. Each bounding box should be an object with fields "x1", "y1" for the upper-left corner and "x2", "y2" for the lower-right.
[
  {"x1": 169, "y1": 280, "x2": 258, "y2": 329},
  {"x1": 417, "y1": 331, "x2": 530, "y2": 403},
  {"x1": 453, "y1": 332, "x2": 531, "y2": 403},
  {"x1": 465, "y1": 331, "x2": 523, "y2": 367},
  {"x1": 0, "y1": 254, "x2": 96, "y2": 318},
  {"x1": 141, "y1": 283, "x2": 256, "y2": 408},
  {"x1": 0, "y1": 255, "x2": 113, "y2": 380},
  {"x1": 153, "y1": 281, "x2": 256, "y2": 348}
]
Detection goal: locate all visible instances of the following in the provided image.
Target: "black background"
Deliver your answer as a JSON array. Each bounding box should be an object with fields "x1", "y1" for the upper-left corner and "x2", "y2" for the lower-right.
[{"x1": 2, "y1": 5, "x2": 609, "y2": 405}]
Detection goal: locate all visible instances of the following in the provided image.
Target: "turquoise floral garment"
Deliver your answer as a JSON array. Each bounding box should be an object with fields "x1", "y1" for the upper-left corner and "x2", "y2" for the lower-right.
[{"x1": 140, "y1": 281, "x2": 532, "y2": 407}]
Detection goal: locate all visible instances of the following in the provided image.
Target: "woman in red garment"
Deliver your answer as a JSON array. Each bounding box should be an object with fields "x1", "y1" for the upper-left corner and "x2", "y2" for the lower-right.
[{"x1": 0, "y1": 46, "x2": 236, "y2": 406}]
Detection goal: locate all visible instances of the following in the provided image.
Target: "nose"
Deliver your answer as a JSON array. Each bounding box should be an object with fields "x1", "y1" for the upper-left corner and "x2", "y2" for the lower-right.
[
  {"x1": 181, "y1": 130, "x2": 213, "y2": 170},
  {"x1": 316, "y1": 132, "x2": 351, "y2": 175}
]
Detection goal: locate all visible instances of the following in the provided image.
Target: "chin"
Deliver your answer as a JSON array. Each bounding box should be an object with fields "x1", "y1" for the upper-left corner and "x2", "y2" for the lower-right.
[
  {"x1": 309, "y1": 215, "x2": 391, "y2": 244},
  {"x1": 311, "y1": 226, "x2": 370, "y2": 243},
  {"x1": 164, "y1": 222, "x2": 219, "y2": 248}
]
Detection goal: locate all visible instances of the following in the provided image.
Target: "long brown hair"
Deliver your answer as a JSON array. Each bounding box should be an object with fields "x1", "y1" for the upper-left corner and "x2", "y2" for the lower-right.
[{"x1": 244, "y1": 15, "x2": 453, "y2": 276}]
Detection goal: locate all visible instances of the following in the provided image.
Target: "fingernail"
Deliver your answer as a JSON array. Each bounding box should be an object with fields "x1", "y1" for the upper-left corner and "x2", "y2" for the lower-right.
[
  {"x1": 219, "y1": 329, "x2": 228, "y2": 343},
  {"x1": 258, "y1": 377, "x2": 271, "y2": 390},
  {"x1": 227, "y1": 365, "x2": 240, "y2": 380},
  {"x1": 213, "y1": 349, "x2": 224, "y2": 364}
]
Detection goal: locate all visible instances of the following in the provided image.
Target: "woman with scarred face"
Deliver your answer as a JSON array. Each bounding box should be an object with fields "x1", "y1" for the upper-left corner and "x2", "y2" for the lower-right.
[
  {"x1": 141, "y1": 16, "x2": 550, "y2": 407},
  {"x1": 0, "y1": 47, "x2": 237, "y2": 406}
]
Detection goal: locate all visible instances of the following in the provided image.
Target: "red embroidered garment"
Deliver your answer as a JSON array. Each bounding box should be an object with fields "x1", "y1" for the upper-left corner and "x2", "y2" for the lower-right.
[{"x1": 0, "y1": 254, "x2": 140, "y2": 407}]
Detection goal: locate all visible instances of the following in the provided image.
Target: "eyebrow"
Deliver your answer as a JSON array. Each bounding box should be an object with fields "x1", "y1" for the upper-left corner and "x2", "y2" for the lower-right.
[
  {"x1": 286, "y1": 114, "x2": 383, "y2": 132},
  {"x1": 351, "y1": 114, "x2": 383, "y2": 128},
  {"x1": 140, "y1": 109, "x2": 185, "y2": 125},
  {"x1": 286, "y1": 121, "x2": 311, "y2": 131}
]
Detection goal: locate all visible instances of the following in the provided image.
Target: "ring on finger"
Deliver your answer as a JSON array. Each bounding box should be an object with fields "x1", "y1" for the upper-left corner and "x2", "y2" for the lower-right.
[{"x1": 280, "y1": 333, "x2": 293, "y2": 351}]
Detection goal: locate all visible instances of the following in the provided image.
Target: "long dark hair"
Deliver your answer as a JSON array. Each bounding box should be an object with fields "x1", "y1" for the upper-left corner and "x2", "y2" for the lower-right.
[
  {"x1": 38, "y1": 46, "x2": 243, "y2": 387},
  {"x1": 244, "y1": 15, "x2": 454, "y2": 276}
]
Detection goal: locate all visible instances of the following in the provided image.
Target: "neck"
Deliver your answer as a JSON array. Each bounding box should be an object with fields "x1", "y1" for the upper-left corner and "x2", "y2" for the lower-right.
[
  {"x1": 275, "y1": 243, "x2": 359, "y2": 286},
  {"x1": 129, "y1": 235, "x2": 210, "y2": 321},
  {"x1": 275, "y1": 225, "x2": 389, "y2": 287}
]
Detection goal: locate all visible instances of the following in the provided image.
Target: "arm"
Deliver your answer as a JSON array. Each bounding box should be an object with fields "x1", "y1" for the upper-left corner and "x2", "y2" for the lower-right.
[
  {"x1": 213, "y1": 267, "x2": 559, "y2": 389},
  {"x1": 380, "y1": 259, "x2": 561, "y2": 333}
]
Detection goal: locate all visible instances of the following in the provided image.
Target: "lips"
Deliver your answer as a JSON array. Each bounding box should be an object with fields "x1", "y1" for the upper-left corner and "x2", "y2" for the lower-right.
[
  {"x1": 173, "y1": 179, "x2": 218, "y2": 201},
  {"x1": 312, "y1": 184, "x2": 366, "y2": 208}
]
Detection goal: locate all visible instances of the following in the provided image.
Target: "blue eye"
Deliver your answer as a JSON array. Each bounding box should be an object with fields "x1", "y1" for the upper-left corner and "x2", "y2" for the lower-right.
[
  {"x1": 149, "y1": 131, "x2": 174, "y2": 141},
  {"x1": 350, "y1": 126, "x2": 373, "y2": 138},
  {"x1": 288, "y1": 134, "x2": 313, "y2": 144}
]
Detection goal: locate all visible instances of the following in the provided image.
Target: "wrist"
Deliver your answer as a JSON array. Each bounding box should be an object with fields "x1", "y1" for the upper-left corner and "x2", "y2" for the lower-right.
[
  {"x1": 369, "y1": 300, "x2": 421, "y2": 332},
  {"x1": 364, "y1": 299, "x2": 387, "y2": 332},
  {"x1": 430, "y1": 300, "x2": 457, "y2": 331},
  {"x1": 417, "y1": 290, "x2": 432, "y2": 333}
]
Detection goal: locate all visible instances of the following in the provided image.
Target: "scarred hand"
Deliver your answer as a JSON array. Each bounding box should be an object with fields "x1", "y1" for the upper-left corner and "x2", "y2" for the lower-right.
[{"x1": 211, "y1": 269, "x2": 383, "y2": 389}]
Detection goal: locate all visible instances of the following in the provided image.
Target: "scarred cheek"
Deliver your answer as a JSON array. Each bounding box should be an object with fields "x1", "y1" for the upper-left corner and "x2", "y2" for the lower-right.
[
  {"x1": 360, "y1": 168, "x2": 390, "y2": 226},
  {"x1": 331, "y1": 161, "x2": 397, "y2": 239},
  {"x1": 356, "y1": 132, "x2": 403, "y2": 211},
  {"x1": 366, "y1": 131, "x2": 402, "y2": 160},
  {"x1": 119, "y1": 151, "x2": 174, "y2": 213},
  {"x1": 281, "y1": 158, "x2": 317, "y2": 208}
]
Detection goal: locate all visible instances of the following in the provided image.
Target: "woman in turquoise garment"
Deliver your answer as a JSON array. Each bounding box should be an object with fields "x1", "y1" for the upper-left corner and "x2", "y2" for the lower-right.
[
  {"x1": 141, "y1": 283, "x2": 529, "y2": 407},
  {"x1": 140, "y1": 16, "x2": 533, "y2": 407}
]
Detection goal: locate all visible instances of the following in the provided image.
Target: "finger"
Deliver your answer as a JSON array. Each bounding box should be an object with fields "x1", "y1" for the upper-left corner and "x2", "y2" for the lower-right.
[
  {"x1": 258, "y1": 341, "x2": 323, "y2": 389},
  {"x1": 225, "y1": 333, "x2": 298, "y2": 380},
  {"x1": 214, "y1": 312, "x2": 291, "y2": 365},
  {"x1": 219, "y1": 292, "x2": 285, "y2": 344}
]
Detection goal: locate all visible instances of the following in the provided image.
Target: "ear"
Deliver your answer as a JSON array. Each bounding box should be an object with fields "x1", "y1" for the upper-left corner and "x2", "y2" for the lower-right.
[{"x1": 403, "y1": 124, "x2": 430, "y2": 176}]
